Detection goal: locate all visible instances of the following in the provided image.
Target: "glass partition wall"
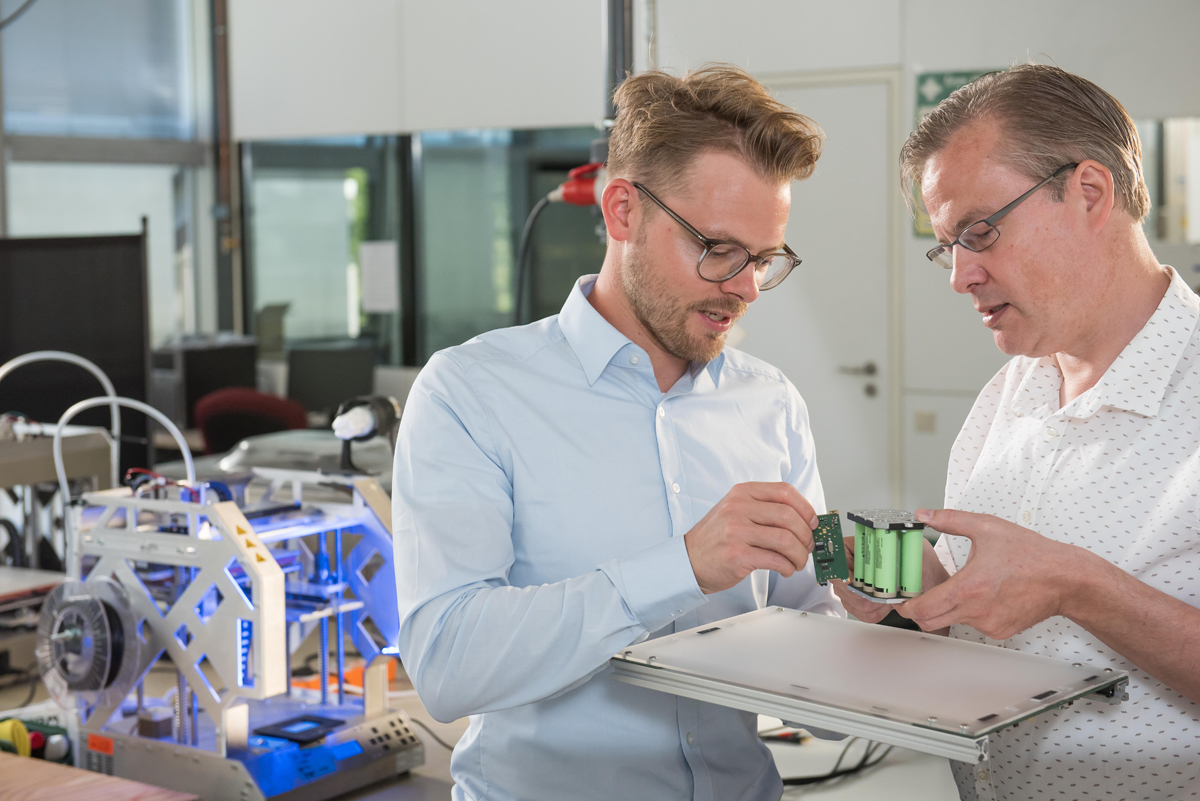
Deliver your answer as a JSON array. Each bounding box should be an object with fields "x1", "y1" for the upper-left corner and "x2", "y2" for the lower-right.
[{"x1": 241, "y1": 126, "x2": 605, "y2": 367}]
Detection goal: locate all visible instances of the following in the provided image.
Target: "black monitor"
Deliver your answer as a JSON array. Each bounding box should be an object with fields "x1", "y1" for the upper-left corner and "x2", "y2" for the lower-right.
[
  {"x1": 286, "y1": 346, "x2": 375, "y2": 419},
  {"x1": 0, "y1": 232, "x2": 150, "y2": 472}
]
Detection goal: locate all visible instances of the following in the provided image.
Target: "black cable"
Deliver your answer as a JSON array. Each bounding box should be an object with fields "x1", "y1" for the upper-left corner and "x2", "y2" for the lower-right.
[
  {"x1": 778, "y1": 738, "x2": 893, "y2": 787},
  {"x1": 408, "y1": 715, "x2": 457, "y2": 751},
  {"x1": 16, "y1": 670, "x2": 40, "y2": 708},
  {"x1": 0, "y1": 0, "x2": 37, "y2": 30},
  {"x1": 512, "y1": 196, "x2": 552, "y2": 326},
  {"x1": 0, "y1": 518, "x2": 21, "y2": 567}
]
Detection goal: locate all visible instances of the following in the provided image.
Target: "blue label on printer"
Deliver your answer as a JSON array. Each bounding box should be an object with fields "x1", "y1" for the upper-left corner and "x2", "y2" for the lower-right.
[
  {"x1": 291, "y1": 746, "x2": 337, "y2": 782},
  {"x1": 330, "y1": 740, "x2": 364, "y2": 760}
]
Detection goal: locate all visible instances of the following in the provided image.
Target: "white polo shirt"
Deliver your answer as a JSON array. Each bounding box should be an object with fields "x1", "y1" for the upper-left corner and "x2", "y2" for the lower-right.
[{"x1": 934, "y1": 266, "x2": 1200, "y2": 800}]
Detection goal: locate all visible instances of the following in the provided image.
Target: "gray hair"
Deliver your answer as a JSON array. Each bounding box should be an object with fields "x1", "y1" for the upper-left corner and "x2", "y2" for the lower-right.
[{"x1": 900, "y1": 64, "x2": 1149, "y2": 222}]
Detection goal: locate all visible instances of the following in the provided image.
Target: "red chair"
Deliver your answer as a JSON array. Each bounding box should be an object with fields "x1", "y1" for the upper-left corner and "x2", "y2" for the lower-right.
[{"x1": 193, "y1": 387, "x2": 308, "y2": 454}]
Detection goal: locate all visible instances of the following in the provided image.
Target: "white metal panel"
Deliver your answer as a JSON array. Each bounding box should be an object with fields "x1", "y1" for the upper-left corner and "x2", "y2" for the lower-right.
[
  {"x1": 612, "y1": 607, "x2": 1129, "y2": 740},
  {"x1": 655, "y1": 0, "x2": 900, "y2": 74},
  {"x1": 904, "y1": 0, "x2": 1200, "y2": 121},
  {"x1": 228, "y1": 0, "x2": 405, "y2": 140},
  {"x1": 399, "y1": 0, "x2": 606, "y2": 131}
]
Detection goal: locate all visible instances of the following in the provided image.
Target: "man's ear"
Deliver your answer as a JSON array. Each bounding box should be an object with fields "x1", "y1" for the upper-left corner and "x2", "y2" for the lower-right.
[
  {"x1": 600, "y1": 179, "x2": 637, "y2": 243},
  {"x1": 1073, "y1": 160, "x2": 1115, "y2": 232}
]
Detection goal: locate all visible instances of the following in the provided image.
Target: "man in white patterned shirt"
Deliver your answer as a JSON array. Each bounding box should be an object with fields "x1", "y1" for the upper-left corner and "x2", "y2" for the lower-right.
[{"x1": 835, "y1": 65, "x2": 1200, "y2": 800}]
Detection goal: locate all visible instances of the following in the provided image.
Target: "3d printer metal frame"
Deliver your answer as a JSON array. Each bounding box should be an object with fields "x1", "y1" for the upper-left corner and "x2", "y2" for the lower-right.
[{"x1": 72, "y1": 489, "x2": 288, "y2": 753}]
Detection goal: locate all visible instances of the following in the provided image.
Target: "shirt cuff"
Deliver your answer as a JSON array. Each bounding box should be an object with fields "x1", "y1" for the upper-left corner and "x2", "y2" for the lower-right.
[{"x1": 600, "y1": 535, "x2": 707, "y2": 634}]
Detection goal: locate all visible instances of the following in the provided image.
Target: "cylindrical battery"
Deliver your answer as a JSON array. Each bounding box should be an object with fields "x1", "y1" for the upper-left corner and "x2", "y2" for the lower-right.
[
  {"x1": 861, "y1": 526, "x2": 875, "y2": 593},
  {"x1": 875, "y1": 527, "x2": 899, "y2": 598},
  {"x1": 852, "y1": 522, "x2": 866, "y2": 589},
  {"x1": 900, "y1": 527, "x2": 924, "y2": 597}
]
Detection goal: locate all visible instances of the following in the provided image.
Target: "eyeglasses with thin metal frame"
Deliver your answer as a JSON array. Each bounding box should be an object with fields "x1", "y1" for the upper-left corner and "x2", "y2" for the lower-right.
[
  {"x1": 632, "y1": 182, "x2": 802, "y2": 290},
  {"x1": 926, "y1": 162, "x2": 1078, "y2": 269}
]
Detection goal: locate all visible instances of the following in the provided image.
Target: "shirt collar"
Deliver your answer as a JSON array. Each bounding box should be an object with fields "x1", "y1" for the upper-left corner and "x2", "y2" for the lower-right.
[
  {"x1": 1078, "y1": 266, "x2": 1200, "y2": 418},
  {"x1": 558, "y1": 275, "x2": 638, "y2": 386},
  {"x1": 557, "y1": 274, "x2": 728, "y2": 388},
  {"x1": 1010, "y1": 266, "x2": 1200, "y2": 420}
]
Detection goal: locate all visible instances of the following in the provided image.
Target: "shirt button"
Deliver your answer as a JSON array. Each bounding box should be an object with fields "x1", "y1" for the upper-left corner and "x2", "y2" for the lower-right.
[
  {"x1": 658, "y1": 406, "x2": 665, "y2": 418},
  {"x1": 672, "y1": 483, "x2": 681, "y2": 494},
  {"x1": 1021, "y1": 510, "x2": 1031, "y2": 523},
  {"x1": 686, "y1": 732, "x2": 695, "y2": 745},
  {"x1": 1047, "y1": 426, "x2": 1058, "y2": 438}
]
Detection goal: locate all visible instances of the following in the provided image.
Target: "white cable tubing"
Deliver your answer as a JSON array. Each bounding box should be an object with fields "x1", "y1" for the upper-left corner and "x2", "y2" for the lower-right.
[
  {"x1": 54, "y1": 396, "x2": 195, "y2": 579},
  {"x1": 0, "y1": 351, "x2": 122, "y2": 487}
]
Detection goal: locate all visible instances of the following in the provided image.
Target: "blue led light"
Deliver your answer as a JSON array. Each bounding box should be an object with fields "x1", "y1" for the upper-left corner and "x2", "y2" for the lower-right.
[{"x1": 281, "y1": 720, "x2": 320, "y2": 734}]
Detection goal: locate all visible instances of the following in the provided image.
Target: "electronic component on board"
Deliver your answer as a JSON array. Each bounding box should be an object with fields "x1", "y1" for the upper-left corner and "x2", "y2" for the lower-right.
[{"x1": 812, "y1": 512, "x2": 850, "y2": 585}]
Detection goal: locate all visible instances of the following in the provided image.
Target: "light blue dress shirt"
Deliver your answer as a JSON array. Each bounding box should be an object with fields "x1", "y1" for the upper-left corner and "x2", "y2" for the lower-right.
[{"x1": 393, "y1": 275, "x2": 844, "y2": 801}]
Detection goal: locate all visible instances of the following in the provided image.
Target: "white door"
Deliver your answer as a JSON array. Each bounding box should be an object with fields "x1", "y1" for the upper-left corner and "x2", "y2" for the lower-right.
[{"x1": 734, "y1": 80, "x2": 894, "y2": 509}]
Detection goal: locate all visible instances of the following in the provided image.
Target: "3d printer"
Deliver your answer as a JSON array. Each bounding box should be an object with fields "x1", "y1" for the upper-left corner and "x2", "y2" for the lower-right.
[{"x1": 29, "y1": 396, "x2": 422, "y2": 801}]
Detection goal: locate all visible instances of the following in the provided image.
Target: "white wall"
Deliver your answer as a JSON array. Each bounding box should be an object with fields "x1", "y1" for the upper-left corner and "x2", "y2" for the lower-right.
[{"x1": 229, "y1": 0, "x2": 607, "y2": 140}]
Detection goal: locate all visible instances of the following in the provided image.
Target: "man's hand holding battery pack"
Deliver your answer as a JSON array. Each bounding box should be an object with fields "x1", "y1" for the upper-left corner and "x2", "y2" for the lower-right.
[{"x1": 896, "y1": 508, "x2": 1084, "y2": 640}]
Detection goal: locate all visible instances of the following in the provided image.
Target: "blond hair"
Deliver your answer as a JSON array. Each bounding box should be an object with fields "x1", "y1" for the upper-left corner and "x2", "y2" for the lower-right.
[
  {"x1": 608, "y1": 64, "x2": 822, "y2": 195},
  {"x1": 900, "y1": 64, "x2": 1149, "y2": 221}
]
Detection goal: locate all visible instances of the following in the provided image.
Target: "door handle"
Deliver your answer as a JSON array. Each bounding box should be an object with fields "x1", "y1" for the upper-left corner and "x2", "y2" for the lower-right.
[{"x1": 837, "y1": 360, "x2": 877, "y2": 377}]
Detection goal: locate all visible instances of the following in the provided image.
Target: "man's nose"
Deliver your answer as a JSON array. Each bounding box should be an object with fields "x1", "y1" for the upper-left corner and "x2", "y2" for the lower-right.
[
  {"x1": 722, "y1": 262, "x2": 761, "y2": 303},
  {"x1": 948, "y1": 245, "x2": 986, "y2": 295}
]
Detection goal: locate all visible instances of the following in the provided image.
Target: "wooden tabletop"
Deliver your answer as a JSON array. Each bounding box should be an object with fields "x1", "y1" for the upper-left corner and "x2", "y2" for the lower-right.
[{"x1": 0, "y1": 752, "x2": 199, "y2": 801}]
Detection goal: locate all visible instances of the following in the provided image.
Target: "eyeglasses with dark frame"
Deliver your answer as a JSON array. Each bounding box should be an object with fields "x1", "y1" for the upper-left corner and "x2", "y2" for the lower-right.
[
  {"x1": 632, "y1": 182, "x2": 801, "y2": 290},
  {"x1": 925, "y1": 162, "x2": 1078, "y2": 269}
]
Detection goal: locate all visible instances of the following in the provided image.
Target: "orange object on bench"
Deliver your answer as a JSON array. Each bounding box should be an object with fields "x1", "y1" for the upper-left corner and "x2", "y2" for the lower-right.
[{"x1": 292, "y1": 657, "x2": 397, "y2": 691}]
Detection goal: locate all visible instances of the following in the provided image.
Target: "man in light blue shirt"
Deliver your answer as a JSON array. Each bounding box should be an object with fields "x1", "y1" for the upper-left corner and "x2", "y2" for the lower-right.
[{"x1": 393, "y1": 65, "x2": 845, "y2": 801}]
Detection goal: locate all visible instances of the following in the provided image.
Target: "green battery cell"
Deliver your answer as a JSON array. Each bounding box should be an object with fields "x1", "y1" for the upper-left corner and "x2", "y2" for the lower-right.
[
  {"x1": 875, "y1": 527, "x2": 899, "y2": 598},
  {"x1": 900, "y1": 527, "x2": 924, "y2": 597},
  {"x1": 861, "y1": 526, "x2": 875, "y2": 592},
  {"x1": 852, "y1": 522, "x2": 866, "y2": 589}
]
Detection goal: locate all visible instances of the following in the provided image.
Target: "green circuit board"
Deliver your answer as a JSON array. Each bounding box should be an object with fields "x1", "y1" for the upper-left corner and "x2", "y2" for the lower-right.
[{"x1": 812, "y1": 512, "x2": 850, "y2": 585}]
